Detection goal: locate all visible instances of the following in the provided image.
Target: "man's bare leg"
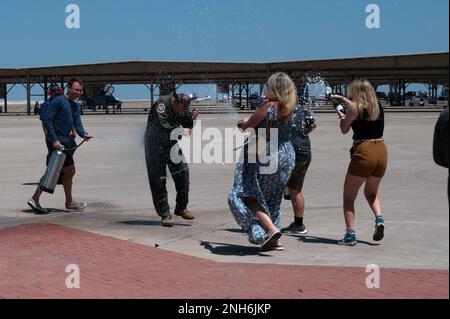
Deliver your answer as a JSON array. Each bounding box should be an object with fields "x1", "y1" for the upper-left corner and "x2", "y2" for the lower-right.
[
  {"x1": 31, "y1": 187, "x2": 43, "y2": 203},
  {"x1": 63, "y1": 165, "x2": 76, "y2": 206}
]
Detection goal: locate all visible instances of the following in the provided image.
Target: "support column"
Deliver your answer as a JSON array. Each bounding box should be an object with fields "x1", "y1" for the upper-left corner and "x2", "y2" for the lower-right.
[
  {"x1": 401, "y1": 82, "x2": 406, "y2": 106},
  {"x1": 391, "y1": 81, "x2": 402, "y2": 106},
  {"x1": 26, "y1": 76, "x2": 31, "y2": 115},
  {"x1": 431, "y1": 83, "x2": 438, "y2": 105},
  {"x1": 43, "y1": 81, "x2": 48, "y2": 101},
  {"x1": 150, "y1": 81, "x2": 154, "y2": 105},
  {"x1": 43, "y1": 80, "x2": 48, "y2": 101},
  {"x1": 144, "y1": 81, "x2": 158, "y2": 107},
  {"x1": 238, "y1": 84, "x2": 243, "y2": 110},
  {"x1": 4, "y1": 86, "x2": 7, "y2": 113},
  {"x1": 245, "y1": 82, "x2": 250, "y2": 109},
  {"x1": 0, "y1": 84, "x2": 6, "y2": 113},
  {"x1": 216, "y1": 84, "x2": 219, "y2": 104}
]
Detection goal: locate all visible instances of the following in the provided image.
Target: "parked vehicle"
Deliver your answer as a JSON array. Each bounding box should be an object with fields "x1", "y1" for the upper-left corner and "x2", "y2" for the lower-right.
[{"x1": 408, "y1": 96, "x2": 425, "y2": 107}]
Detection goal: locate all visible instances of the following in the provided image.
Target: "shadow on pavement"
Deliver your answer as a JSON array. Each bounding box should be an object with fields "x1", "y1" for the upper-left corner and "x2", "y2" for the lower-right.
[
  {"x1": 222, "y1": 228, "x2": 246, "y2": 234},
  {"x1": 200, "y1": 240, "x2": 264, "y2": 256},
  {"x1": 21, "y1": 208, "x2": 69, "y2": 214},
  {"x1": 292, "y1": 234, "x2": 380, "y2": 246},
  {"x1": 118, "y1": 220, "x2": 192, "y2": 227}
]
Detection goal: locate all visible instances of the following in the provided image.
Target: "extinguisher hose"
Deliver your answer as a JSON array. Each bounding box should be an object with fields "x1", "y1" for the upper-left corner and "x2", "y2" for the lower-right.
[{"x1": 62, "y1": 139, "x2": 87, "y2": 152}]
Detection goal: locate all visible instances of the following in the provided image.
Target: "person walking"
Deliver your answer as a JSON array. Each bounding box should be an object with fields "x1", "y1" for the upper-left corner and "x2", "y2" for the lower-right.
[
  {"x1": 330, "y1": 79, "x2": 387, "y2": 246},
  {"x1": 228, "y1": 72, "x2": 297, "y2": 251},
  {"x1": 27, "y1": 78, "x2": 92, "y2": 213}
]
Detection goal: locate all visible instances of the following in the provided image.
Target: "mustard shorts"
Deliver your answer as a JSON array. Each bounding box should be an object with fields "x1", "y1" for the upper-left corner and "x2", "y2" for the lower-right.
[{"x1": 347, "y1": 140, "x2": 388, "y2": 178}]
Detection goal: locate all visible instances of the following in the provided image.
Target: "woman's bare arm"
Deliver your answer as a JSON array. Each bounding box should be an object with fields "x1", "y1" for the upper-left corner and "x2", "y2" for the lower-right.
[
  {"x1": 238, "y1": 100, "x2": 272, "y2": 131},
  {"x1": 331, "y1": 94, "x2": 358, "y2": 134}
]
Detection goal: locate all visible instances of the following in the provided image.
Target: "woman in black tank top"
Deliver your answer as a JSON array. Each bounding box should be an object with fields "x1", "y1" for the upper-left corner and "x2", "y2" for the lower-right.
[
  {"x1": 351, "y1": 103, "x2": 384, "y2": 141},
  {"x1": 330, "y1": 79, "x2": 388, "y2": 246}
]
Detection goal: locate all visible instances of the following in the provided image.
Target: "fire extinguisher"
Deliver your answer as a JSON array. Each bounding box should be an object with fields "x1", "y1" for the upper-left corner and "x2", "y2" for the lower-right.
[{"x1": 39, "y1": 140, "x2": 86, "y2": 194}]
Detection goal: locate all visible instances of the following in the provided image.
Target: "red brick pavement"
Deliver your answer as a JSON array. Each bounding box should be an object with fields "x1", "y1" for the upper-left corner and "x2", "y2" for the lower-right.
[{"x1": 0, "y1": 224, "x2": 447, "y2": 299}]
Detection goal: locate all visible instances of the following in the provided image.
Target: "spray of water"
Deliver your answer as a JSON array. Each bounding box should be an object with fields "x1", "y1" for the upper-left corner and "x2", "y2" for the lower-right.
[
  {"x1": 93, "y1": 117, "x2": 148, "y2": 147},
  {"x1": 159, "y1": 166, "x2": 190, "y2": 180},
  {"x1": 299, "y1": 74, "x2": 331, "y2": 121}
]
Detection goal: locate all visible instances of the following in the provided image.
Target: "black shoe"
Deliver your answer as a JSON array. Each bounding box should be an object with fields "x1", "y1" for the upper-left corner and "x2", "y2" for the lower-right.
[
  {"x1": 281, "y1": 222, "x2": 308, "y2": 235},
  {"x1": 373, "y1": 216, "x2": 385, "y2": 241},
  {"x1": 260, "y1": 231, "x2": 282, "y2": 252},
  {"x1": 27, "y1": 198, "x2": 48, "y2": 214}
]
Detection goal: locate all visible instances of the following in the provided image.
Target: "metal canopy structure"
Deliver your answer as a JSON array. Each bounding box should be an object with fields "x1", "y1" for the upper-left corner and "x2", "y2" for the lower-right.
[
  {"x1": 0, "y1": 52, "x2": 448, "y2": 113},
  {"x1": 0, "y1": 52, "x2": 448, "y2": 85}
]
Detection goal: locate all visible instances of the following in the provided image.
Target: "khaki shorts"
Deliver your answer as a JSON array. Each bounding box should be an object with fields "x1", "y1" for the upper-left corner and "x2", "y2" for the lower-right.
[
  {"x1": 286, "y1": 160, "x2": 311, "y2": 192},
  {"x1": 347, "y1": 140, "x2": 388, "y2": 178}
]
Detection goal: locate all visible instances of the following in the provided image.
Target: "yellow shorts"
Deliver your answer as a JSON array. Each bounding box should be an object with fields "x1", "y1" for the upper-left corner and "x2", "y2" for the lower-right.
[{"x1": 347, "y1": 140, "x2": 388, "y2": 178}]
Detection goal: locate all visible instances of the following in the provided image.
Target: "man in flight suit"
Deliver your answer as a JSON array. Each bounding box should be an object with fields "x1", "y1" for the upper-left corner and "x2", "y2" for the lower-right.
[{"x1": 145, "y1": 92, "x2": 199, "y2": 227}]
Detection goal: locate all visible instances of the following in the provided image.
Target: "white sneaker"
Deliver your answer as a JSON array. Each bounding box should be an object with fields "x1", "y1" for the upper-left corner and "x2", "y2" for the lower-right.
[{"x1": 66, "y1": 201, "x2": 87, "y2": 211}]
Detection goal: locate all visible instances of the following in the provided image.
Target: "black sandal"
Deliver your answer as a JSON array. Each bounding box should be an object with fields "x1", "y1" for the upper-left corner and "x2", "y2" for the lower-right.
[{"x1": 260, "y1": 231, "x2": 282, "y2": 252}]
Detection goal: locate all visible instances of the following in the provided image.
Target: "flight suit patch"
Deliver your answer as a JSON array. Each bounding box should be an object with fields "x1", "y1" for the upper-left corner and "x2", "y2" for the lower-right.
[{"x1": 157, "y1": 103, "x2": 166, "y2": 114}]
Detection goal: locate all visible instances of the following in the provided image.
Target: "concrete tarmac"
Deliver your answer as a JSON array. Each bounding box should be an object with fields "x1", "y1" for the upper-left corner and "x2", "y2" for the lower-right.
[{"x1": 0, "y1": 111, "x2": 448, "y2": 270}]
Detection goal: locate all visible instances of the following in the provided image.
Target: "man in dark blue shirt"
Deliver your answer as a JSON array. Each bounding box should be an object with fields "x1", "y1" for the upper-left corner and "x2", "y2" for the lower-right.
[{"x1": 28, "y1": 78, "x2": 92, "y2": 213}]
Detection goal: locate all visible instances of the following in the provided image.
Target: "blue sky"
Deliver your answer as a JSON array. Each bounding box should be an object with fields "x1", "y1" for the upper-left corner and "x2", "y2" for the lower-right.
[{"x1": 1, "y1": 0, "x2": 448, "y2": 100}]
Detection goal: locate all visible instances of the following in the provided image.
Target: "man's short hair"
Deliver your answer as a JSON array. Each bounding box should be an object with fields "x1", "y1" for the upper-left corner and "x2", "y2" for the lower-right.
[
  {"x1": 173, "y1": 92, "x2": 192, "y2": 108},
  {"x1": 68, "y1": 78, "x2": 83, "y2": 87}
]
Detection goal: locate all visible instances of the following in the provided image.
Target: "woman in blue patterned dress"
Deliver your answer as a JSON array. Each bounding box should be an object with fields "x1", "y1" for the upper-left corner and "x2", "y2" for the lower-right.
[{"x1": 228, "y1": 72, "x2": 297, "y2": 252}]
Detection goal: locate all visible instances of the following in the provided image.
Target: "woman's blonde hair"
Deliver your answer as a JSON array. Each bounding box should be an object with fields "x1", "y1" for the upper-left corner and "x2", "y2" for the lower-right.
[
  {"x1": 264, "y1": 72, "x2": 297, "y2": 121},
  {"x1": 348, "y1": 79, "x2": 380, "y2": 121}
]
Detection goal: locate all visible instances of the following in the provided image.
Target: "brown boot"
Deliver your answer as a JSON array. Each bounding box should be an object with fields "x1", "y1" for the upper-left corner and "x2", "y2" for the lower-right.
[
  {"x1": 162, "y1": 215, "x2": 173, "y2": 227},
  {"x1": 174, "y1": 209, "x2": 195, "y2": 220}
]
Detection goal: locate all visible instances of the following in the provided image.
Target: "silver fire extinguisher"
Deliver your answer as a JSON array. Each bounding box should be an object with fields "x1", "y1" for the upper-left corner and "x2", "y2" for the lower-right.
[
  {"x1": 38, "y1": 139, "x2": 86, "y2": 194},
  {"x1": 39, "y1": 147, "x2": 67, "y2": 194}
]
